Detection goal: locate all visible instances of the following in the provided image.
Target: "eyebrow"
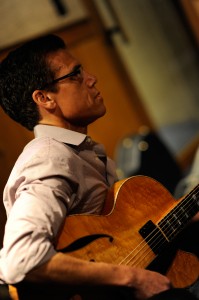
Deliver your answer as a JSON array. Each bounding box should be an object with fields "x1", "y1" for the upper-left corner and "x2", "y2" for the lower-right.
[
  {"x1": 64, "y1": 63, "x2": 81, "y2": 76},
  {"x1": 71, "y1": 64, "x2": 82, "y2": 72},
  {"x1": 51, "y1": 64, "x2": 82, "y2": 84}
]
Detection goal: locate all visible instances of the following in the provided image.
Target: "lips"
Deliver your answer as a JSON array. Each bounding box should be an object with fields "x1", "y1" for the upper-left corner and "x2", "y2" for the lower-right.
[
  {"x1": 95, "y1": 91, "x2": 100, "y2": 97},
  {"x1": 95, "y1": 91, "x2": 103, "y2": 99}
]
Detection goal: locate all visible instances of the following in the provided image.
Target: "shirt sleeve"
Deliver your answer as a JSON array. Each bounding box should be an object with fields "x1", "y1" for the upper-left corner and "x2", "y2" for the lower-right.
[
  {"x1": 0, "y1": 177, "x2": 68, "y2": 284},
  {"x1": 0, "y1": 143, "x2": 77, "y2": 284}
]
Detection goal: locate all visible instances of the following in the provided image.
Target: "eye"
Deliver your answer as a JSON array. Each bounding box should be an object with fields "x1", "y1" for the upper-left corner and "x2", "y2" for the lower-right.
[{"x1": 69, "y1": 67, "x2": 83, "y2": 81}]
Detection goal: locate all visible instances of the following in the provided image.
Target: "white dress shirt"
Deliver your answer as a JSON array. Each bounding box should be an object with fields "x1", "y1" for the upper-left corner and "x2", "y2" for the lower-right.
[{"x1": 0, "y1": 125, "x2": 117, "y2": 284}]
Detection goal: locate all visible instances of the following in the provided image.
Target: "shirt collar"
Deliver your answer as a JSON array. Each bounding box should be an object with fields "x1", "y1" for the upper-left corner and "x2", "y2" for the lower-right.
[{"x1": 34, "y1": 124, "x2": 87, "y2": 146}]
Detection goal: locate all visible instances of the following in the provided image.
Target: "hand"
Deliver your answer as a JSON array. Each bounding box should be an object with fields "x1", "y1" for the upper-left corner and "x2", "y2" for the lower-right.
[{"x1": 129, "y1": 268, "x2": 171, "y2": 300}]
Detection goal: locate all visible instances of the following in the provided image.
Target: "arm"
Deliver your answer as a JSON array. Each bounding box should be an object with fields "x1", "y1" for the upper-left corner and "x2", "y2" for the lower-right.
[{"x1": 26, "y1": 252, "x2": 171, "y2": 300}]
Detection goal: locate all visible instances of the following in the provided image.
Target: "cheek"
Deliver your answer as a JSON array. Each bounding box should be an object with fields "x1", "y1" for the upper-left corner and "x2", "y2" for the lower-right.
[
  {"x1": 57, "y1": 86, "x2": 92, "y2": 114},
  {"x1": 72, "y1": 89, "x2": 93, "y2": 108}
]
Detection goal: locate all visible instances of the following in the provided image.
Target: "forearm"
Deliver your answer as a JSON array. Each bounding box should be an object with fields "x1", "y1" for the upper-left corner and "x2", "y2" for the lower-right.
[
  {"x1": 26, "y1": 252, "x2": 171, "y2": 299},
  {"x1": 26, "y1": 252, "x2": 129, "y2": 288}
]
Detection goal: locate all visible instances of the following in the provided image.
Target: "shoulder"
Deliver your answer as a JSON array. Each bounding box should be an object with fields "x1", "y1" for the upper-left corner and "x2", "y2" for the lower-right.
[
  {"x1": 12, "y1": 137, "x2": 78, "y2": 178},
  {"x1": 22, "y1": 136, "x2": 74, "y2": 161}
]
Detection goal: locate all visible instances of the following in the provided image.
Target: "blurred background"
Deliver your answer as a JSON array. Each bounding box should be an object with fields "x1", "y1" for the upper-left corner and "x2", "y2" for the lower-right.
[{"x1": 0, "y1": 0, "x2": 199, "y2": 248}]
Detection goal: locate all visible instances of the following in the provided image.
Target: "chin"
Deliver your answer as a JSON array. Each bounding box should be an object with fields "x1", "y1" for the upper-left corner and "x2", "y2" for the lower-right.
[{"x1": 99, "y1": 103, "x2": 106, "y2": 116}]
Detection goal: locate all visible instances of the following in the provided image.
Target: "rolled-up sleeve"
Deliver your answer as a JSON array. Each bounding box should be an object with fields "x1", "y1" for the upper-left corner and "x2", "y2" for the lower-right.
[
  {"x1": 0, "y1": 177, "x2": 67, "y2": 284},
  {"x1": 0, "y1": 139, "x2": 78, "y2": 284}
]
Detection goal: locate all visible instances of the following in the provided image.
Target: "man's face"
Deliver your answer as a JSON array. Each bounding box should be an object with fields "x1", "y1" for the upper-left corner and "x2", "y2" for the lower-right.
[{"x1": 47, "y1": 49, "x2": 106, "y2": 129}]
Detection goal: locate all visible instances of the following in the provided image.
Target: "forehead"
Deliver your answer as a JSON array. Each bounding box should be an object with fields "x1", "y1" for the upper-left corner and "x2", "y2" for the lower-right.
[{"x1": 47, "y1": 49, "x2": 80, "y2": 73}]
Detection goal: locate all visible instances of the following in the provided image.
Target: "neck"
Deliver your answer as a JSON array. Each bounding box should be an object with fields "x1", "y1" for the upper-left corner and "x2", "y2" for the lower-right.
[{"x1": 38, "y1": 121, "x2": 88, "y2": 134}]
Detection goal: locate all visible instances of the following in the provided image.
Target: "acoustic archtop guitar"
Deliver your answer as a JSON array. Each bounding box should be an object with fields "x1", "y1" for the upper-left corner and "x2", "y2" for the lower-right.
[
  {"x1": 9, "y1": 176, "x2": 199, "y2": 299},
  {"x1": 57, "y1": 175, "x2": 199, "y2": 288}
]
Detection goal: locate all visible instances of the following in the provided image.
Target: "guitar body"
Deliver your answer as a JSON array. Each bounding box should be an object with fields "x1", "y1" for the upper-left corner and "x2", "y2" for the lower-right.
[{"x1": 57, "y1": 176, "x2": 199, "y2": 288}]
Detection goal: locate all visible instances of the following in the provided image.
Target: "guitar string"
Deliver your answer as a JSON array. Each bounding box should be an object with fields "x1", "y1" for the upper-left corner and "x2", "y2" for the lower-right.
[
  {"x1": 119, "y1": 187, "x2": 199, "y2": 267},
  {"x1": 118, "y1": 186, "x2": 199, "y2": 267},
  {"x1": 118, "y1": 196, "x2": 194, "y2": 265},
  {"x1": 120, "y1": 187, "x2": 199, "y2": 267},
  {"x1": 130, "y1": 196, "x2": 196, "y2": 268},
  {"x1": 119, "y1": 190, "x2": 198, "y2": 267}
]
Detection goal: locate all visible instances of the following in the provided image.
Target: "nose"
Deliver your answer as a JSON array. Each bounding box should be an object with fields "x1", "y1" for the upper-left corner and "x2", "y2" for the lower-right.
[{"x1": 84, "y1": 70, "x2": 97, "y2": 87}]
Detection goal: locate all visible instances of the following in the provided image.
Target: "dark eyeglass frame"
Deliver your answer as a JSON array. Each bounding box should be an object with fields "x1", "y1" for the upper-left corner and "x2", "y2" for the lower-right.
[{"x1": 50, "y1": 64, "x2": 82, "y2": 85}]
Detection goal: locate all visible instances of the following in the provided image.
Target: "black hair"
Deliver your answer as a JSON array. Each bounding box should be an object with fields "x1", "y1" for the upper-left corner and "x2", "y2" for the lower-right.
[{"x1": 0, "y1": 34, "x2": 66, "y2": 130}]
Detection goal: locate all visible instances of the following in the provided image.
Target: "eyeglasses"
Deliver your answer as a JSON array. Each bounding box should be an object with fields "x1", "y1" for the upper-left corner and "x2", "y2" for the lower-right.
[
  {"x1": 41, "y1": 64, "x2": 83, "y2": 90},
  {"x1": 50, "y1": 64, "x2": 82, "y2": 85}
]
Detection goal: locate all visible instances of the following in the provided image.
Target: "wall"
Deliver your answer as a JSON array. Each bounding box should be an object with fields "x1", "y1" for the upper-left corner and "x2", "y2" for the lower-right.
[{"x1": 94, "y1": 0, "x2": 199, "y2": 156}]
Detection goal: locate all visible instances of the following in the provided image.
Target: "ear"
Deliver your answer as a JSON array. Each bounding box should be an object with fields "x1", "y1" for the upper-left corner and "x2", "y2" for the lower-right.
[{"x1": 32, "y1": 90, "x2": 56, "y2": 109}]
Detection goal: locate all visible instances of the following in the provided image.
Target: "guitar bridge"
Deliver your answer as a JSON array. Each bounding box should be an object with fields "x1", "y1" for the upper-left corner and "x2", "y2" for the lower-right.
[{"x1": 139, "y1": 220, "x2": 169, "y2": 255}]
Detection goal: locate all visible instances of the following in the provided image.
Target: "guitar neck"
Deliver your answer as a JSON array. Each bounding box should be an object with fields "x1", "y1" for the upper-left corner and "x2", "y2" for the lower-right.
[{"x1": 158, "y1": 184, "x2": 199, "y2": 242}]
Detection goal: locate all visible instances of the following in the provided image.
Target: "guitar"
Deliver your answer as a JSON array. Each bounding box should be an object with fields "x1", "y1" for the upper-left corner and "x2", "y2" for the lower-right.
[
  {"x1": 56, "y1": 175, "x2": 199, "y2": 288},
  {"x1": 9, "y1": 176, "x2": 199, "y2": 299}
]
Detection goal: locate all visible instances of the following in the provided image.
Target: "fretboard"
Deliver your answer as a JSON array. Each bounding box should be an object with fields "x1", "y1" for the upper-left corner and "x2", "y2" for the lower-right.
[{"x1": 158, "y1": 184, "x2": 199, "y2": 241}]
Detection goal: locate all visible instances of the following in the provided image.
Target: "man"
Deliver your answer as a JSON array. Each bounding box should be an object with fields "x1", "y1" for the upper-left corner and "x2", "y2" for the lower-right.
[{"x1": 0, "y1": 34, "x2": 197, "y2": 300}]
